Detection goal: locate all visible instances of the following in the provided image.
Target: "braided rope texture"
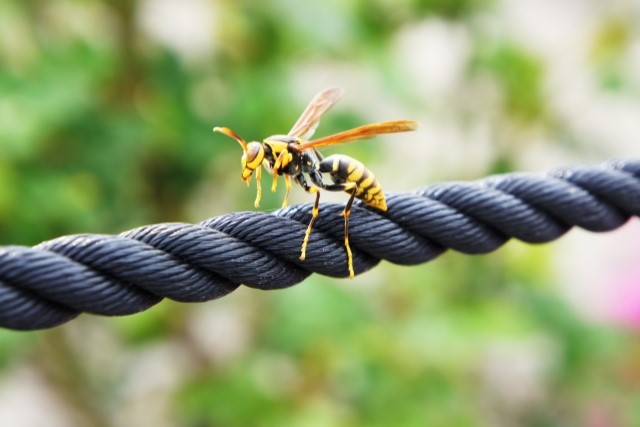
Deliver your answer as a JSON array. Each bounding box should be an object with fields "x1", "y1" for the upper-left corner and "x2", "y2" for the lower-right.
[{"x1": 1, "y1": 159, "x2": 639, "y2": 331}]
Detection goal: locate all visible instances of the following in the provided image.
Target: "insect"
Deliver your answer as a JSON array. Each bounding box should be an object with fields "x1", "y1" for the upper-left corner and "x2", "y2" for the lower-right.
[{"x1": 213, "y1": 87, "x2": 418, "y2": 278}]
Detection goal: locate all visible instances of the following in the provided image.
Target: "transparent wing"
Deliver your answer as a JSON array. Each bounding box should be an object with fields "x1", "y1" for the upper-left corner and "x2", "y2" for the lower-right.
[
  {"x1": 296, "y1": 120, "x2": 419, "y2": 150},
  {"x1": 288, "y1": 87, "x2": 344, "y2": 140}
]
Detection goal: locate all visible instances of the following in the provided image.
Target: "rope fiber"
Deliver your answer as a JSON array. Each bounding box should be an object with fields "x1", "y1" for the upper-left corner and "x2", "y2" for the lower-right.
[{"x1": 1, "y1": 159, "x2": 639, "y2": 331}]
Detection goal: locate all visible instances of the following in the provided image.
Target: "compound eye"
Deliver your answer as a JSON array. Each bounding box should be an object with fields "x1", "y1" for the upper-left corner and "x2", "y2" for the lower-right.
[
  {"x1": 240, "y1": 153, "x2": 253, "y2": 180},
  {"x1": 245, "y1": 143, "x2": 264, "y2": 168},
  {"x1": 246, "y1": 144, "x2": 260, "y2": 160}
]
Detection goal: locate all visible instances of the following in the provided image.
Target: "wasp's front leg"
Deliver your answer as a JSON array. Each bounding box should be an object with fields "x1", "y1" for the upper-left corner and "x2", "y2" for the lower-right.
[
  {"x1": 282, "y1": 175, "x2": 292, "y2": 208},
  {"x1": 270, "y1": 148, "x2": 287, "y2": 193},
  {"x1": 273, "y1": 148, "x2": 294, "y2": 205},
  {"x1": 271, "y1": 170, "x2": 279, "y2": 193},
  {"x1": 254, "y1": 166, "x2": 262, "y2": 208}
]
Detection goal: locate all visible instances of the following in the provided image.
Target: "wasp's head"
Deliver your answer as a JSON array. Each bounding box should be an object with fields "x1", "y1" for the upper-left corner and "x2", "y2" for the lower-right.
[
  {"x1": 213, "y1": 127, "x2": 264, "y2": 182},
  {"x1": 241, "y1": 142, "x2": 265, "y2": 181}
]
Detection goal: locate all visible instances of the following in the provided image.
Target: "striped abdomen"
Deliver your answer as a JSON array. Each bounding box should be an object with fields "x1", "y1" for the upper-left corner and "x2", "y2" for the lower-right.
[{"x1": 318, "y1": 154, "x2": 387, "y2": 211}]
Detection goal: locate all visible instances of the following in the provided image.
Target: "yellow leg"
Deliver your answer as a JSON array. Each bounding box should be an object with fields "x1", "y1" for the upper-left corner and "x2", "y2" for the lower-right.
[
  {"x1": 272, "y1": 149, "x2": 288, "y2": 194},
  {"x1": 273, "y1": 148, "x2": 289, "y2": 170},
  {"x1": 300, "y1": 189, "x2": 320, "y2": 261},
  {"x1": 254, "y1": 166, "x2": 262, "y2": 208},
  {"x1": 282, "y1": 175, "x2": 292, "y2": 208},
  {"x1": 341, "y1": 183, "x2": 358, "y2": 279},
  {"x1": 342, "y1": 210, "x2": 355, "y2": 279}
]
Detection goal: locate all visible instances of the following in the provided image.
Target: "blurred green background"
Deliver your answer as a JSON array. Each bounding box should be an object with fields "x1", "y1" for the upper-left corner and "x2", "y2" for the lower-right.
[{"x1": 1, "y1": 0, "x2": 640, "y2": 426}]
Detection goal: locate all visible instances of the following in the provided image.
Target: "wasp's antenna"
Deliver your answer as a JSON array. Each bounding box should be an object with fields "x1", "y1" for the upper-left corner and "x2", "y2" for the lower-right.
[{"x1": 213, "y1": 126, "x2": 248, "y2": 151}]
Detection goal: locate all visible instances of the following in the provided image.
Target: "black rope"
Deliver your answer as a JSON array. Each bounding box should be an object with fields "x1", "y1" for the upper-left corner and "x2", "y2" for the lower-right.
[{"x1": 1, "y1": 159, "x2": 639, "y2": 331}]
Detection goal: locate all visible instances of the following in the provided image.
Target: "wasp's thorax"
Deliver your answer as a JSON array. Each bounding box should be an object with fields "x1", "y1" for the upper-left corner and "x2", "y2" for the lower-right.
[{"x1": 241, "y1": 142, "x2": 265, "y2": 181}]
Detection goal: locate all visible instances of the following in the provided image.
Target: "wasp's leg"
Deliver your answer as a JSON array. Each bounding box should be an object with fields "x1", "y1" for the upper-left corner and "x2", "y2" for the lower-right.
[
  {"x1": 300, "y1": 188, "x2": 321, "y2": 261},
  {"x1": 282, "y1": 174, "x2": 292, "y2": 208},
  {"x1": 272, "y1": 148, "x2": 292, "y2": 193},
  {"x1": 322, "y1": 182, "x2": 358, "y2": 279},
  {"x1": 308, "y1": 167, "x2": 325, "y2": 188},
  {"x1": 294, "y1": 173, "x2": 323, "y2": 261},
  {"x1": 271, "y1": 156, "x2": 281, "y2": 193},
  {"x1": 254, "y1": 166, "x2": 262, "y2": 208}
]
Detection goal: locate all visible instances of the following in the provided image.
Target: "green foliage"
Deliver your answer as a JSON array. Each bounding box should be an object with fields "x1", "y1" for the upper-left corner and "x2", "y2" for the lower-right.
[
  {"x1": 472, "y1": 44, "x2": 546, "y2": 122},
  {"x1": 0, "y1": 329, "x2": 37, "y2": 368},
  {"x1": 591, "y1": 17, "x2": 632, "y2": 91}
]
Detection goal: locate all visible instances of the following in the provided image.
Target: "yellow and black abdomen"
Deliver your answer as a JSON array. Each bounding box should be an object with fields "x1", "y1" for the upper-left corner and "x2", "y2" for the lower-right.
[{"x1": 318, "y1": 154, "x2": 387, "y2": 211}]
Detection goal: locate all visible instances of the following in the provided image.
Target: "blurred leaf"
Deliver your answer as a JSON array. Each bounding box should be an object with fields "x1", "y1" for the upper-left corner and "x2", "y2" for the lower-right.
[{"x1": 472, "y1": 44, "x2": 547, "y2": 122}]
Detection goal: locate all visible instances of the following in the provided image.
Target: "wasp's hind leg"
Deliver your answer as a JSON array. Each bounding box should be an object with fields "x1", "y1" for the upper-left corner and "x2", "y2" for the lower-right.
[
  {"x1": 300, "y1": 189, "x2": 321, "y2": 261},
  {"x1": 295, "y1": 173, "x2": 323, "y2": 261},
  {"x1": 322, "y1": 182, "x2": 358, "y2": 279}
]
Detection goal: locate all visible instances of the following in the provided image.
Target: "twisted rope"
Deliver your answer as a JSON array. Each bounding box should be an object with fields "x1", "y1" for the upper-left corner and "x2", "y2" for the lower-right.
[{"x1": 1, "y1": 159, "x2": 639, "y2": 331}]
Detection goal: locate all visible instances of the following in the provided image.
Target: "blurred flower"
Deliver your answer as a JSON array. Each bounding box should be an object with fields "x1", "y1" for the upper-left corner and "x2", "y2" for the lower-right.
[
  {"x1": 602, "y1": 266, "x2": 640, "y2": 332},
  {"x1": 556, "y1": 219, "x2": 640, "y2": 331}
]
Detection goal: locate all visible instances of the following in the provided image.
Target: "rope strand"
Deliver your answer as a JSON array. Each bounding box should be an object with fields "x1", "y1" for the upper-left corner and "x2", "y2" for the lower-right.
[{"x1": 1, "y1": 159, "x2": 639, "y2": 330}]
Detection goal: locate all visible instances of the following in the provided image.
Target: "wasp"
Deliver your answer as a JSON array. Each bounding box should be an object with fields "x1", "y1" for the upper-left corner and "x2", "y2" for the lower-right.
[{"x1": 213, "y1": 87, "x2": 418, "y2": 278}]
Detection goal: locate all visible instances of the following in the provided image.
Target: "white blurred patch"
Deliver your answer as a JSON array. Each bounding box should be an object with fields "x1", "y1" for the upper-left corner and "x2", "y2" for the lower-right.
[
  {"x1": 501, "y1": 0, "x2": 596, "y2": 61},
  {"x1": 565, "y1": 92, "x2": 640, "y2": 155},
  {"x1": 116, "y1": 342, "x2": 194, "y2": 427},
  {"x1": 410, "y1": 115, "x2": 497, "y2": 183},
  {"x1": 627, "y1": 39, "x2": 640, "y2": 86},
  {"x1": 392, "y1": 19, "x2": 471, "y2": 102},
  {"x1": 0, "y1": 367, "x2": 74, "y2": 427},
  {"x1": 547, "y1": 52, "x2": 640, "y2": 157},
  {"x1": 289, "y1": 63, "x2": 402, "y2": 120},
  {"x1": 137, "y1": 0, "x2": 217, "y2": 62},
  {"x1": 185, "y1": 300, "x2": 252, "y2": 364},
  {"x1": 513, "y1": 132, "x2": 583, "y2": 171},
  {"x1": 482, "y1": 337, "x2": 557, "y2": 418},
  {"x1": 122, "y1": 342, "x2": 194, "y2": 397}
]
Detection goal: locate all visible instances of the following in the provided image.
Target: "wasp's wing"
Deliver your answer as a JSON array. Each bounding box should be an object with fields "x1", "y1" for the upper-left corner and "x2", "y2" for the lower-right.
[
  {"x1": 296, "y1": 120, "x2": 419, "y2": 150},
  {"x1": 288, "y1": 87, "x2": 344, "y2": 140}
]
